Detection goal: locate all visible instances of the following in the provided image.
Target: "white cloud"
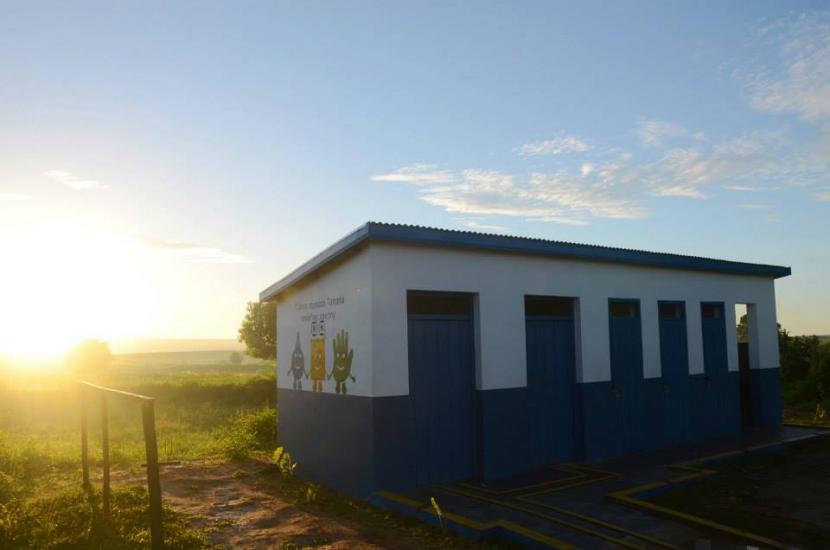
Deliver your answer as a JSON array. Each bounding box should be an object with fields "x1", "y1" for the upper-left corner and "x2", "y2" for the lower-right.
[
  {"x1": 635, "y1": 131, "x2": 801, "y2": 197},
  {"x1": 747, "y1": 13, "x2": 830, "y2": 122},
  {"x1": 722, "y1": 184, "x2": 765, "y2": 192},
  {"x1": 517, "y1": 135, "x2": 591, "y2": 157},
  {"x1": 0, "y1": 193, "x2": 29, "y2": 201},
  {"x1": 374, "y1": 164, "x2": 646, "y2": 226},
  {"x1": 580, "y1": 163, "x2": 594, "y2": 177},
  {"x1": 44, "y1": 170, "x2": 108, "y2": 190},
  {"x1": 818, "y1": 190, "x2": 830, "y2": 201},
  {"x1": 456, "y1": 219, "x2": 508, "y2": 233},
  {"x1": 370, "y1": 163, "x2": 455, "y2": 185},
  {"x1": 136, "y1": 236, "x2": 253, "y2": 264},
  {"x1": 637, "y1": 119, "x2": 687, "y2": 147}
]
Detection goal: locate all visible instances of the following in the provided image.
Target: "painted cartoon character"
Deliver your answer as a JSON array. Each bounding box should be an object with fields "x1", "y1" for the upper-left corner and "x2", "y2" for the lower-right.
[
  {"x1": 328, "y1": 329, "x2": 355, "y2": 395},
  {"x1": 309, "y1": 319, "x2": 326, "y2": 392},
  {"x1": 286, "y1": 332, "x2": 307, "y2": 390}
]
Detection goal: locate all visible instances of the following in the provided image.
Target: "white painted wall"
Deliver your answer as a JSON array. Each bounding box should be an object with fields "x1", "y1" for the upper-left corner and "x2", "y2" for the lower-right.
[
  {"x1": 276, "y1": 249, "x2": 373, "y2": 396},
  {"x1": 369, "y1": 243, "x2": 782, "y2": 397}
]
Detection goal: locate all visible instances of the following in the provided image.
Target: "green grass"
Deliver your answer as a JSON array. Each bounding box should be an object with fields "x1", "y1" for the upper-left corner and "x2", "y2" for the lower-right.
[
  {"x1": 0, "y1": 362, "x2": 508, "y2": 549},
  {"x1": 0, "y1": 367, "x2": 278, "y2": 467},
  {"x1": 0, "y1": 364, "x2": 278, "y2": 548}
]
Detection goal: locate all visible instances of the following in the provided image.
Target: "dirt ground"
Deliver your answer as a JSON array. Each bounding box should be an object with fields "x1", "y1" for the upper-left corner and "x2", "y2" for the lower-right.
[
  {"x1": 653, "y1": 434, "x2": 830, "y2": 548},
  {"x1": 117, "y1": 460, "x2": 492, "y2": 550}
]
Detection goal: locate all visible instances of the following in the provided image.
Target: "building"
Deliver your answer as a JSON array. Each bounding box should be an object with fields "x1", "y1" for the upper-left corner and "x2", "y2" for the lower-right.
[{"x1": 260, "y1": 222, "x2": 790, "y2": 498}]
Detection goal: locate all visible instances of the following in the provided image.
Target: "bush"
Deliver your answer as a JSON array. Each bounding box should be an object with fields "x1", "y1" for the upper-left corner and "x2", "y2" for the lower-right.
[{"x1": 220, "y1": 407, "x2": 277, "y2": 460}]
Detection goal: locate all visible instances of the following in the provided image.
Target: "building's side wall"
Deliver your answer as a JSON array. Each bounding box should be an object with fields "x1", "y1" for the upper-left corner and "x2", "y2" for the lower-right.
[
  {"x1": 275, "y1": 249, "x2": 375, "y2": 497},
  {"x1": 369, "y1": 243, "x2": 782, "y2": 483}
]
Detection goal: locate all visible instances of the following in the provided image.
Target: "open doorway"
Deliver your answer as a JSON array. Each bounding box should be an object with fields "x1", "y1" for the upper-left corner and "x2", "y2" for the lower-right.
[{"x1": 735, "y1": 303, "x2": 755, "y2": 428}]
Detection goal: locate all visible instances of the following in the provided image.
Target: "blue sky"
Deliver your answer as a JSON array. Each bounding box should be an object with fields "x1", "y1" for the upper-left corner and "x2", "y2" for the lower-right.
[{"x1": 1, "y1": 1, "x2": 829, "y2": 352}]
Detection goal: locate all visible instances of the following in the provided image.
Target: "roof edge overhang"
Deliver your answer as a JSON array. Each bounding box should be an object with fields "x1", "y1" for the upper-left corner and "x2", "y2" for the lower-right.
[{"x1": 259, "y1": 222, "x2": 792, "y2": 302}]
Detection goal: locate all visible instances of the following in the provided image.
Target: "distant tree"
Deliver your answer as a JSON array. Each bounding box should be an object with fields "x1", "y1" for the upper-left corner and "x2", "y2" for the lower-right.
[
  {"x1": 736, "y1": 314, "x2": 748, "y2": 343},
  {"x1": 65, "y1": 339, "x2": 113, "y2": 375},
  {"x1": 238, "y1": 301, "x2": 277, "y2": 361},
  {"x1": 229, "y1": 351, "x2": 244, "y2": 365}
]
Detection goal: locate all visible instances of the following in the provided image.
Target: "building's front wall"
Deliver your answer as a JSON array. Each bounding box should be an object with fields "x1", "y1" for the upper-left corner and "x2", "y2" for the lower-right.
[
  {"x1": 369, "y1": 243, "x2": 782, "y2": 486},
  {"x1": 371, "y1": 243, "x2": 780, "y2": 392},
  {"x1": 274, "y1": 242, "x2": 783, "y2": 497}
]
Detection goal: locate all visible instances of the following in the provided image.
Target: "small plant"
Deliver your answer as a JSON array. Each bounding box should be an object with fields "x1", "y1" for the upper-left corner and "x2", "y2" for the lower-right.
[
  {"x1": 814, "y1": 402, "x2": 827, "y2": 424},
  {"x1": 429, "y1": 496, "x2": 444, "y2": 531},
  {"x1": 305, "y1": 483, "x2": 320, "y2": 503},
  {"x1": 272, "y1": 447, "x2": 298, "y2": 479}
]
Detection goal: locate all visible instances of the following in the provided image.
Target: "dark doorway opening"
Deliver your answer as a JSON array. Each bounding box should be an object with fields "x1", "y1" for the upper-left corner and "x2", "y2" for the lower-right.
[{"x1": 736, "y1": 303, "x2": 754, "y2": 428}]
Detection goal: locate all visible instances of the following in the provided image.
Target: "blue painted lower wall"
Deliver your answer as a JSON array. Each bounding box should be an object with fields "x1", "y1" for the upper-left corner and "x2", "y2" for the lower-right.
[
  {"x1": 478, "y1": 387, "x2": 531, "y2": 479},
  {"x1": 577, "y1": 372, "x2": 743, "y2": 461},
  {"x1": 279, "y1": 368, "x2": 780, "y2": 498},
  {"x1": 747, "y1": 368, "x2": 782, "y2": 428},
  {"x1": 372, "y1": 395, "x2": 415, "y2": 492},
  {"x1": 277, "y1": 389, "x2": 375, "y2": 498}
]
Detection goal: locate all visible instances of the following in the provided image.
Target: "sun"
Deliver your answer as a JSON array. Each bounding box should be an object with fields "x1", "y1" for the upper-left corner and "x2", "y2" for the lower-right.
[{"x1": 0, "y1": 221, "x2": 152, "y2": 363}]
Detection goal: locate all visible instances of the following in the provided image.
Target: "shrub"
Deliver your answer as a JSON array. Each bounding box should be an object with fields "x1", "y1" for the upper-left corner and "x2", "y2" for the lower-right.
[
  {"x1": 220, "y1": 407, "x2": 277, "y2": 460},
  {"x1": 272, "y1": 447, "x2": 297, "y2": 479}
]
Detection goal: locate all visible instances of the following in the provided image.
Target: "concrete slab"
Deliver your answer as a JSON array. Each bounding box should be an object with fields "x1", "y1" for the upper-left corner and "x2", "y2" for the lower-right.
[{"x1": 372, "y1": 425, "x2": 828, "y2": 549}]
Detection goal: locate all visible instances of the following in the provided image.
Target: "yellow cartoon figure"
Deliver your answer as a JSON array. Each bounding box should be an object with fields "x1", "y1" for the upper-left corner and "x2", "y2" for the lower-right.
[{"x1": 309, "y1": 319, "x2": 327, "y2": 392}]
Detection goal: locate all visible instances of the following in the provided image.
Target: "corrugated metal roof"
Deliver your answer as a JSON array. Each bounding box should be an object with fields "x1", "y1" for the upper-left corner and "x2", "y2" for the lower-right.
[{"x1": 259, "y1": 222, "x2": 791, "y2": 301}]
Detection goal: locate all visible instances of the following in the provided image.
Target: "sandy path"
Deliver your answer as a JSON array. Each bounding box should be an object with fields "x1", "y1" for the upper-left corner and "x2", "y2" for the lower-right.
[{"x1": 117, "y1": 461, "x2": 398, "y2": 549}]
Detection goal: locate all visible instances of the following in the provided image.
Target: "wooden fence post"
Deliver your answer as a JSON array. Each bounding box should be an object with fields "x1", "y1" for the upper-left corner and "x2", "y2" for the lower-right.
[
  {"x1": 142, "y1": 400, "x2": 164, "y2": 550},
  {"x1": 80, "y1": 384, "x2": 89, "y2": 488},
  {"x1": 80, "y1": 381, "x2": 164, "y2": 547},
  {"x1": 101, "y1": 392, "x2": 110, "y2": 520}
]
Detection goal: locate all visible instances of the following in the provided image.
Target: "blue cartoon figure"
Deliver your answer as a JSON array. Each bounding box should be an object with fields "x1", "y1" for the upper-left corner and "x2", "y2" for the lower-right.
[{"x1": 286, "y1": 332, "x2": 307, "y2": 390}]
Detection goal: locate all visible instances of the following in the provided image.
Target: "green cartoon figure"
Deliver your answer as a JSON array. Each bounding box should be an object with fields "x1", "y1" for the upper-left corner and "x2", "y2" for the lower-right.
[{"x1": 328, "y1": 329, "x2": 355, "y2": 394}]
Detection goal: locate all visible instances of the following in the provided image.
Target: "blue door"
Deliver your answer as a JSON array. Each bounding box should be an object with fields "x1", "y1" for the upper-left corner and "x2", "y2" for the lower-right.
[
  {"x1": 700, "y1": 302, "x2": 735, "y2": 436},
  {"x1": 407, "y1": 293, "x2": 477, "y2": 487},
  {"x1": 608, "y1": 300, "x2": 644, "y2": 454},
  {"x1": 525, "y1": 297, "x2": 576, "y2": 467},
  {"x1": 658, "y1": 302, "x2": 690, "y2": 445}
]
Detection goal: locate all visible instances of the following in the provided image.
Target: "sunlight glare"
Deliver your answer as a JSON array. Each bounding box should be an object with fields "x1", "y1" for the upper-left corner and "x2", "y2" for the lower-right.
[{"x1": 0, "y1": 222, "x2": 152, "y2": 363}]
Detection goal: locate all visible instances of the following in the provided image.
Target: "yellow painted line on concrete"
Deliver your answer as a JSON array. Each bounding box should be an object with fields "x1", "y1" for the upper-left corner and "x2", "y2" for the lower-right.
[
  {"x1": 608, "y1": 490, "x2": 787, "y2": 550},
  {"x1": 515, "y1": 494, "x2": 680, "y2": 550},
  {"x1": 373, "y1": 490, "x2": 575, "y2": 549},
  {"x1": 520, "y1": 471, "x2": 617, "y2": 497},
  {"x1": 458, "y1": 471, "x2": 588, "y2": 496},
  {"x1": 458, "y1": 463, "x2": 617, "y2": 497},
  {"x1": 442, "y1": 484, "x2": 647, "y2": 550},
  {"x1": 561, "y1": 463, "x2": 619, "y2": 477},
  {"x1": 605, "y1": 435, "x2": 830, "y2": 549}
]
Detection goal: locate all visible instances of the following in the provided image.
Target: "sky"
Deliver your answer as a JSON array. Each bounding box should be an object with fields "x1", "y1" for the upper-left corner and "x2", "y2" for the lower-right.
[{"x1": 1, "y1": 1, "x2": 829, "y2": 358}]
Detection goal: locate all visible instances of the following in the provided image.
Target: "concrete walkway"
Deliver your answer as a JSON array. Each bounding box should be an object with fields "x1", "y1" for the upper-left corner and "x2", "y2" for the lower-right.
[{"x1": 373, "y1": 426, "x2": 826, "y2": 549}]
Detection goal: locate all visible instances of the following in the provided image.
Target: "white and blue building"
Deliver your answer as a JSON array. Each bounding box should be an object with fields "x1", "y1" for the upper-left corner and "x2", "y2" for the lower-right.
[{"x1": 260, "y1": 222, "x2": 790, "y2": 498}]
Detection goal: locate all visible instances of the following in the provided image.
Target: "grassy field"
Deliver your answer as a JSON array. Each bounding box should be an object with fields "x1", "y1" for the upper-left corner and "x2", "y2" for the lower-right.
[
  {"x1": 0, "y1": 356, "x2": 280, "y2": 548},
  {"x1": 0, "y1": 355, "x2": 494, "y2": 549}
]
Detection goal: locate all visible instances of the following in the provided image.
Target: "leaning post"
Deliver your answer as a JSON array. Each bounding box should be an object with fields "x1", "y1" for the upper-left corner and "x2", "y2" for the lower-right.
[
  {"x1": 101, "y1": 392, "x2": 110, "y2": 520},
  {"x1": 80, "y1": 384, "x2": 89, "y2": 488},
  {"x1": 142, "y1": 399, "x2": 164, "y2": 550}
]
